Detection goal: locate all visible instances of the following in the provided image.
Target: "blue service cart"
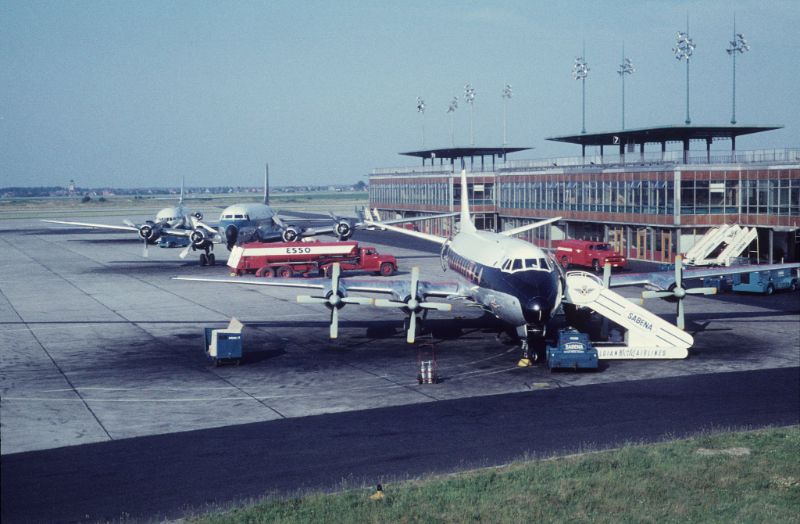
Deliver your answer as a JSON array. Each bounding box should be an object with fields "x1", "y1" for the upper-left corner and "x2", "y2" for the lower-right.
[
  {"x1": 204, "y1": 318, "x2": 243, "y2": 365},
  {"x1": 732, "y1": 269, "x2": 798, "y2": 295},
  {"x1": 547, "y1": 328, "x2": 599, "y2": 371}
]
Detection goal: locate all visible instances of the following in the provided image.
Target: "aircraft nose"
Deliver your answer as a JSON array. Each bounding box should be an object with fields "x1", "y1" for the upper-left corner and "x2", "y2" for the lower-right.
[{"x1": 523, "y1": 297, "x2": 547, "y2": 324}]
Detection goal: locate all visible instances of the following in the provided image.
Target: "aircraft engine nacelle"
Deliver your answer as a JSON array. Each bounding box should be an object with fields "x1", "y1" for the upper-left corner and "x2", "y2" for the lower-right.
[
  {"x1": 282, "y1": 226, "x2": 301, "y2": 242},
  {"x1": 335, "y1": 220, "x2": 353, "y2": 240},
  {"x1": 190, "y1": 229, "x2": 210, "y2": 249},
  {"x1": 193, "y1": 211, "x2": 204, "y2": 221},
  {"x1": 138, "y1": 221, "x2": 163, "y2": 244}
]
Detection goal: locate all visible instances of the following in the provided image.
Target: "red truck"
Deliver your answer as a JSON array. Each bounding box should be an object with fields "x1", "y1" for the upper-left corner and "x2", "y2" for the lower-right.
[
  {"x1": 227, "y1": 240, "x2": 398, "y2": 278},
  {"x1": 554, "y1": 239, "x2": 627, "y2": 272}
]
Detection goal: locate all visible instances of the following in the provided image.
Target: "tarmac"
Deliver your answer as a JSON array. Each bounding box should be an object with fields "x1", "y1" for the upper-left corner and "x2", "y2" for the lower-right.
[{"x1": 1, "y1": 209, "x2": 799, "y2": 521}]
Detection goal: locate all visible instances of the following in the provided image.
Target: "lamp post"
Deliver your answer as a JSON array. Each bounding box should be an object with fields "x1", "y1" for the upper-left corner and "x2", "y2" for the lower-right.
[
  {"x1": 416, "y1": 97, "x2": 426, "y2": 147},
  {"x1": 447, "y1": 96, "x2": 458, "y2": 147},
  {"x1": 572, "y1": 56, "x2": 589, "y2": 134},
  {"x1": 726, "y1": 19, "x2": 749, "y2": 125},
  {"x1": 617, "y1": 47, "x2": 635, "y2": 130},
  {"x1": 673, "y1": 19, "x2": 695, "y2": 125},
  {"x1": 464, "y1": 83, "x2": 476, "y2": 146},
  {"x1": 502, "y1": 84, "x2": 513, "y2": 146}
]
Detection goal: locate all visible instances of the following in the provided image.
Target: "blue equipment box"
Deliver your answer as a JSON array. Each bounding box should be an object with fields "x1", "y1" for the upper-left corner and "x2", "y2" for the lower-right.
[
  {"x1": 547, "y1": 328, "x2": 599, "y2": 371},
  {"x1": 204, "y1": 326, "x2": 243, "y2": 364}
]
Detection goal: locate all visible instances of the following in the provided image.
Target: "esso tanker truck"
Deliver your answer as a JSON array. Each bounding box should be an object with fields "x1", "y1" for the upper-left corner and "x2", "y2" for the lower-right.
[
  {"x1": 227, "y1": 240, "x2": 398, "y2": 278},
  {"x1": 554, "y1": 239, "x2": 627, "y2": 273}
]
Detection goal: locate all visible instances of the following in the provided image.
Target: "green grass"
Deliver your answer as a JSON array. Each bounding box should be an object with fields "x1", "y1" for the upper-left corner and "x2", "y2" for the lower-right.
[{"x1": 190, "y1": 426, "x2": 800, "y2": 524}]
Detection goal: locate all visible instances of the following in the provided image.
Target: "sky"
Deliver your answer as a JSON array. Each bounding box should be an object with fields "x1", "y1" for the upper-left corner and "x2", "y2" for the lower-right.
[{"x1": 1, "y1": 0, "x2": 799, "y2": 188}]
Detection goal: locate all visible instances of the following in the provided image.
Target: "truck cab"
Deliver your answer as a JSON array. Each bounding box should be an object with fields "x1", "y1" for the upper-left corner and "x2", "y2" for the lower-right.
[{"x1": 555, "y1": 239, "x2": 627, "y2": 273}]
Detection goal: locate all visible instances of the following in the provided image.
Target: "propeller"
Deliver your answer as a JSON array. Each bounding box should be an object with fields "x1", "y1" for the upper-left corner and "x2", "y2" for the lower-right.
[
  {"x1": 640, "y1": 255, "x2": 717, "y2": 330},
  {"x1": 373, "y1": 266, "x2": 452, "y2": 343},
  {"x1": 296, "y1": 263, "x2": 372, "y2": 339}
]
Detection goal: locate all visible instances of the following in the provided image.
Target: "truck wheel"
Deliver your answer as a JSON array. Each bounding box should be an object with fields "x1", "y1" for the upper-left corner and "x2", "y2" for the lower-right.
[
  {"x1": 380, "y1": 262, "x2": 394, "y2": 276},
  {"x1": 256, "y1": 266, "x2": 274, "y2": 278},
  {"x1": 277, "y1": 266, "x2": 293, "y2": 278},
  {"x1": 560, "y1": 256, "x2": 570, "y2": 269},
  {"x1": 592, "y1": 259, "x2": 601, "y2": 273},
  {"x1": 765, "y1": 284, "x2": 775, "y2": 296}
]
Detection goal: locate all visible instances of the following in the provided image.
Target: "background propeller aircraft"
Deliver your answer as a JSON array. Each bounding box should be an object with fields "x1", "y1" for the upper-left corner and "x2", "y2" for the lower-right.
[
  {"x1": 43, "y1": 178, "x2": 206, "y2": 260},
  {"x1": 176, "y1": 169, "x2": 800, "y2": 366}
]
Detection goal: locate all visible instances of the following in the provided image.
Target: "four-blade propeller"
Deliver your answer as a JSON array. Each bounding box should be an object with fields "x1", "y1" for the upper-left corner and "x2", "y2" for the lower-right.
[
  {"x1": 640, "y1": 255, "x2": 717, "y2": 330},
  {"x1": 373, "y1": 266, "x2": 452, "y2": 343},
  {"x1": 296, "y1": 263, "x2": 372, "y2": 339}
]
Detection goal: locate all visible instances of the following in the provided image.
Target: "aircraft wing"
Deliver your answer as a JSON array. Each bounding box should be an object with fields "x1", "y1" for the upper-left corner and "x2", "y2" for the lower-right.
[
  {"x1": 173, "y1": 275, "x2": 461, "y2": 301},
  {"x1": 609, "y1": 262, "x2": 800, "y2": 290},
  {"x1": 42, "y1": 219, "x2": 139, "y2": 233},
  {"x1": 500, "y1": 216, "x2": 562, "y2": 237},
  {"x1": 362, "y1": 220, "x2": 448, "y2": 245}
]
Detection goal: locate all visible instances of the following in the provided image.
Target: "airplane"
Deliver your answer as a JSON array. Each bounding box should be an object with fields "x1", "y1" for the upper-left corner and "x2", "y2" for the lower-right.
[
  {"x1": 175, "y1": 169, "x2": 800, "y2": 366},
  {"x1": 44, "y1": 166, "x2": 454, "y2": 267},
  {"x1": 43, "y1": 178, "x2": 206, "y2": 260},
  {"x1": 182, "y1": 164, "x2": 459, "y2": 259}
]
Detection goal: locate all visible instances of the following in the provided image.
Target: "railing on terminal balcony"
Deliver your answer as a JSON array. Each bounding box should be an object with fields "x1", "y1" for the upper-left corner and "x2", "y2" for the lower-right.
[{"x1": 371, "y1": 147, "x2": 800, "y2": 176}]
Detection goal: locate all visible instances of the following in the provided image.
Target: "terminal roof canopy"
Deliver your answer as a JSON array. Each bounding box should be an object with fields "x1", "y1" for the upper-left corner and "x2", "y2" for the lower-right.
[
  {"x1": 400, "y1": 147, "x2": 530, "y2": 160},
  {"x1": 546, "y1": 124, "x2": 782, "y2": 149}
]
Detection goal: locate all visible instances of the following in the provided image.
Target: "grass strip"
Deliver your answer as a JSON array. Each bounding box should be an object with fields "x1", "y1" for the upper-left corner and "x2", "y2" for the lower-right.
[{"x1": 190, "y1": 426, "x2": 800, "y2": 524}]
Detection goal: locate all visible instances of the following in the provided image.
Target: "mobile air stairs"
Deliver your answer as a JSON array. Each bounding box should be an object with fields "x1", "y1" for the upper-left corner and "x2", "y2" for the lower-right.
[
  {"x1": 563, "y1": 272, "x2": 693, "y2": 359},
  {"x1": 683, "y1": 224, "x2": 757, "y2": 267}
]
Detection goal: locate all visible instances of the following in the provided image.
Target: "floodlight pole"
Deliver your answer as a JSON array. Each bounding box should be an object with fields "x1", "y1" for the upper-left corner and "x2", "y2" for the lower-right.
[
  {"x1": 673, "y1": 16, "x2": 695, "y2": 125},
  {"x1": 447, "y1": 96, "x2": 458, "y2": 147},
  {"x1": 464, "y1": 83, "x2": 476, "y2": 146},
  {"x1": 727, "y1": 15, "x2": 749, "y2": 125},
  {"x1": 416, "y1": 97, "x2": 426, "y2": 147},
  {"x1": 502, "y1": 84, "x2": 512, "y2": 146},
  {"x1": 617, "y1": 45, "x2": 635, "y2": 130},
  {"x1": 572, "y1": 52, "x2": 589, "y2": 134}
]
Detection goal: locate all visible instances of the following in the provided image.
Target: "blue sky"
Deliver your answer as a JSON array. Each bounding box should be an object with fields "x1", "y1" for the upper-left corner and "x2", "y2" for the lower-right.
[{"x1": 1, "y1": 1, "x2": 798, "y2": 188}]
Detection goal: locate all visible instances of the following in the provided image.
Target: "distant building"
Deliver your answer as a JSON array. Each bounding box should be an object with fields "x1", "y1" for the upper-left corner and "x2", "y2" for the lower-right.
[{"x1": 368, "y1": 126, "x2": 799, "y2": 263}]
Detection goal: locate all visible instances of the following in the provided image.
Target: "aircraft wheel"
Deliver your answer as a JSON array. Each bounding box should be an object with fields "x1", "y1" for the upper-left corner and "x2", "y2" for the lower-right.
[
  {"x1": 199, "y1": 253, "x2": 209, "y2": 266},
  {"x1": 208, "y1": 253, "x2": 216, "y2": 266},
  {"x1": 379, "y1": 262, "x2": 394, "y2": 276},
  {"x1": 561, "y1": 256, "x2": 570, "y2": 269},
  {"x1": 277, "y1": 266, "x2": 293, "y2": 278}
]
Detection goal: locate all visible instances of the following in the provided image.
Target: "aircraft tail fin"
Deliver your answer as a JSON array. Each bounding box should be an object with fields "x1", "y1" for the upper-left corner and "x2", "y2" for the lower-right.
[
  {"x1": 263, "y1": 163, "x2": 270, "y2": 205},
  {"x1": 459, "y1": 169, "x2": 476, "y2": 234}
]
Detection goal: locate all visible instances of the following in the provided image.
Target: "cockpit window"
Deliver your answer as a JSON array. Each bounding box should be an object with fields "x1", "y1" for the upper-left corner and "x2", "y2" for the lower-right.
[
  {"x1": 511, "y1": 259, "x2": 522, "y2": 271},
  {"x1": 525, "y1": 258, "x2": 538, "y2": 268},
  {"x1": 234, "y1": 214, "x2": 244, "y2": 219},
  {"x1": 223, "y1": 214, "x2": 233, "y2": 219},
  {"x1": 540, "y1": 258, "x2": 549, "y2": 269}
]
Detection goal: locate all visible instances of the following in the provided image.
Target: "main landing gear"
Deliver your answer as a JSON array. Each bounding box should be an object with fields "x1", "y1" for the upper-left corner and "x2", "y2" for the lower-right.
[{"x1": 198, "y1": 245, "x2": 216, "y2": 266}]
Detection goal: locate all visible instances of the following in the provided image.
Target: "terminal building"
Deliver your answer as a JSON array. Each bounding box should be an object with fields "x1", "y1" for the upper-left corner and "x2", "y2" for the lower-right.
[{"x1": 368, "y1": 124, "x2": 800, "y2": 264}]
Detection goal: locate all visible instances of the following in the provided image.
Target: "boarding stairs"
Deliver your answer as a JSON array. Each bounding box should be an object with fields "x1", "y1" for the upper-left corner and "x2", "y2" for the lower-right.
[
  {"x1": 564, "y1": 271, "x2": 693, "y2": 359},
  {"x1": 683, "y1": 225, "x2": 757, "y2": 267}
]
